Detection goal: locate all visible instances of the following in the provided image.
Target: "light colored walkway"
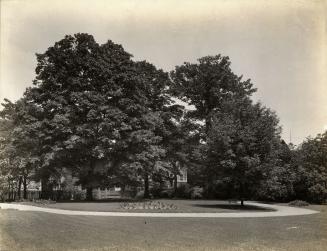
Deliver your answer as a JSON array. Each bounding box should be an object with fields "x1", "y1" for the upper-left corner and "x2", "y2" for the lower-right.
[{"x1": 0, "y1": 202, "x2": 319, "y2": 218}]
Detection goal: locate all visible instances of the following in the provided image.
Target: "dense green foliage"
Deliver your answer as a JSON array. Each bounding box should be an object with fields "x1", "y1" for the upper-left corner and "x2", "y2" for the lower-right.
[
  {"x1": 170, "y1": 56, "x2": 281, "y2": 204},
  {"x1": 1, "y1": 33, "x2": 326, "y2": 203},
  {"x1": 293, "y1": 132, "x2": 327, "y2": 202}
]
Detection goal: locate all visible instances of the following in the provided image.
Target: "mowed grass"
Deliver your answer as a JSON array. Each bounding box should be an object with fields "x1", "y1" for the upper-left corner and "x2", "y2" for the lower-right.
[
  {"x1": 15, "y1": 199, "x2": 274, "y2": 213},
  {"x1": 0, "y1": 201, "x2": 326, "y2": 251}
]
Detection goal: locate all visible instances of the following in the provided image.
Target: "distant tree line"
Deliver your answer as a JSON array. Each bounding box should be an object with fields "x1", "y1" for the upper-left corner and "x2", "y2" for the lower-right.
[{"x1": 0, "y1": 33, "x2": 326, "y2": 203}]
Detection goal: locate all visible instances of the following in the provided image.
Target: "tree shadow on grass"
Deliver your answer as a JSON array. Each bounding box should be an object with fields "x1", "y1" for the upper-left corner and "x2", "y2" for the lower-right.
[
  {"x1": 55, "y1": 198, "x2": 146, "y2": 203},
  {"x1": 192, "y1": 203, "x2": 275, "y2": 211}
]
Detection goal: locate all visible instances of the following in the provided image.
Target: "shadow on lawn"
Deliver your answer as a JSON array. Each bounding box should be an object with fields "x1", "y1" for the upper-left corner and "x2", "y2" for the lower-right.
[
  {"x1": 55, "y1": 198, "x2": 147, "y2": 203},
  {"x1": 192, "y1": 203, "x2": 275, "y2": 211}
]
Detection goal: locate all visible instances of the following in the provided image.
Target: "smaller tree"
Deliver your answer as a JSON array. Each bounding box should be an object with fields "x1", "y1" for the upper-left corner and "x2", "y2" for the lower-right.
[
  {"x1": 0, "y1": 98, "x2": 41, "y2": 200},
  {"x1": 207, "y1": 99, "x2": 281, "y2": 205},
  {"x1": 160, "y1": 106, "x2": 189, "y2": 194},
  {"x1": 293, "y1": 132, "x2": 327, "y2": 203},
  {"x1": 257, "y1": 140, "x2": 296, "y2": 201}
]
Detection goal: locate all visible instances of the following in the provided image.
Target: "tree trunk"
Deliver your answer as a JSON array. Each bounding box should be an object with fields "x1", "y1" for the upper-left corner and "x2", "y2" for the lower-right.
[
  {"x1": 13, "y1": 187, "x2": 16, "y2": 201},
  {"x1": 239, "y1": 181, "x2": 245, "y2": 206},
  {"x1": 23, "y1": 175, "x2": 27, "y2": 199},
  {"x1": 86, "y1": 161, "x2": 94, "y2": 201},
  {"x1": 144, "y1": 174, "x2": 150, "y2": 199},
  {"x1": 41, "y1": 177, "x2": 51, "y2": 200},
  {"x1": 18, "y1": 176, "x2": 22, "y2": 200},
  {"x1": 205, "y1": 176, "x2": 213, "y2": 199},
  {"x1": 205, "y1": 117, "x2": 211, "y2": 135},
  {"x1": 173, "y1": 174, "x2": 178, "y2": 195},
  {"x1": 10, "y1": 181, "x2": 13, "y2": 200},
  {"x1": 86, "y1": 187, "x2": 93, "y2": 201},
  {"x1": 8, "y1": 180, "x2": 11, "y2": 201},
  {"x1": 121, "y1": 185, "x2": 126, "y2": 197}
]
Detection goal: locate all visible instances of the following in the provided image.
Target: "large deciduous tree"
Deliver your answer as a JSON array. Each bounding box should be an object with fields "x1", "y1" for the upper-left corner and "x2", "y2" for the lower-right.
[
  {"x1": 27, "y1": 34, "x2": 178, "y2": 199},
  {"x1": 120, "y1": 61, "x2": 182, "y2": 198},
  {"x1": 293, "y1": 132, "x2": 327, "y2": 203},
  {"x1": 29, "y1": 33, "x2": 138, "y2": 200},
  {"x1": 207, "y1": 99, "x2": 281, "y2": 205},
  {"x1": 170, "y1": 55, "x2": 281, "y2": 204}
]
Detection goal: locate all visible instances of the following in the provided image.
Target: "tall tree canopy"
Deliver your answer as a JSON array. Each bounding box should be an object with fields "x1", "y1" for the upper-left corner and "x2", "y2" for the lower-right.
[
  {"x1": 170, "y1": 55, "x2": 256, "y2": 136},
  {"x1": 26, "y1": 33, "x2": 138, "y2": 199},
  {"x1": 4, "y1": 33, "x2": 324, "y2": 204},
  {"x1": 21, "y1": 33, "x2": 181, "y2": 199},
  {"x1": 170, "y1": 55, "x2": 282, "y2": 204}
]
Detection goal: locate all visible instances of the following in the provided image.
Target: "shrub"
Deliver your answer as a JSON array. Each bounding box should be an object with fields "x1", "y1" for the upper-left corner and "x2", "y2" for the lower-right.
[
  {"x1": 150, "y1": 185, "x2": 163, "y2": 198},
  {"x1": 288, "y1": 200, "x2": 310, "y2": 207},
  {"x1": 308, "y1": 184, "x2": 327, "y2": 203},
  {"x1": 31, "y1": 199, "x2": 56, "y2": 204},
  {"x1": 174, "y1": 184, "x2": 191, "y2": 198},
  {"x1": 0, "y1": 176, "x2": 10, "y2": 202},
  {"x1": 190, "y1": 186, "x2": 204, "y2": 199},
  {"x1": 135, "y1": 190, "x2": 145, "y2": 199},
  {"x1": 73, "y1": 190, "x2": 86, "y2": 200},
  {"x1": 121, "y1": 189, "x2": 137, "y2": 198},
  {"x1": 159, "y1": 189, "x2": 174, "y2": 198}
]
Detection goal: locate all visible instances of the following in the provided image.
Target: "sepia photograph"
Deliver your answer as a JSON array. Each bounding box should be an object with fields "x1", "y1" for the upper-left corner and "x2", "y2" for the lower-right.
[{"x1": 0, "y1": 0, "x2": 326, "y2": 250}]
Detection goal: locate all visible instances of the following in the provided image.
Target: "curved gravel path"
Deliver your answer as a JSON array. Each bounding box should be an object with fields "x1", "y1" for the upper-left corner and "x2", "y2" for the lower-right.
[{"x1": 0, "y1": 202, "x2": 319, "y2": 218}]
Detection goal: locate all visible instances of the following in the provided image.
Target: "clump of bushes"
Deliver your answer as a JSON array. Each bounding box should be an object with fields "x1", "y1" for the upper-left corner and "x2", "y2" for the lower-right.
[
  {"x1": 72, "y1": 190, "x2": 86, "y2": 201},
  {"x1": 288, "y1": 200, "x2": 310, "y2": 207},
  {"x1": 190, "y1": 186, "x2": 204, "y2": 199},
  {"x1": 33, "y1": 199, "x2": 57, "y2": 204},
  {"x1": 17, "y1": 199, "x2": 57, "y2": 205},
  {"x1": 156, "y1": 185, "x2": 204, "y2": 199},
  {"x1": 175, "y1": 185, "x2": 204, "y2": 199},
  {"x1": 134, "y1": 190, "x2": 145, "y2": 199},
  {"x1": 159, "y1": 189, "x2": 174, "y2": 198},
  {"x1": 149, "y1": 186, "x2": 162, "y2": 198},
  {"x1": 121, "y1": 189, "x2": 137, "y2": 199},
  {"x1": 138, "y1": 185, "x2": 204, "y2": 199},
  {"x1": 174, "y1": 184, "x2": 191, "y2": 198},
  {"x1": 120, "y1": 201, "x2": 177, "y2": 210}
]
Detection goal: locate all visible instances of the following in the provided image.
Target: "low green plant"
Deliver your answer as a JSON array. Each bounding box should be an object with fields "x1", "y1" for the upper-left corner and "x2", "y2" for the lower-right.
[
  {"x1": 190, "y1": 186, "x2": 204, "y2": 199},
  {"x1": 288, "y1": 200, "x2": 310, "y2": 207},
  {"x1": 159, "y1": 189, "x2": 174, "y2": 198},
  {"x1": 174, "y1": 184, "x2": 191, "y2": 198}
]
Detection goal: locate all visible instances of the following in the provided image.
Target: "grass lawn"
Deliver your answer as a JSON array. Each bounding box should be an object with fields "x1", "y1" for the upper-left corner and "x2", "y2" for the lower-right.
[
  {"x1": 14, "y1": 199, "x2": 274, "y2": 213},
  {"x1": 0, "y1": 200, "x2": 326, "y2": 251}
]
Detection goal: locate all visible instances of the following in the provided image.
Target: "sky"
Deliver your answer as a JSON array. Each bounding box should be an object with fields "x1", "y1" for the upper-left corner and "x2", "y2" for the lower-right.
[{"x1": 1, "y1": 0, "x2": 326, "y2": 144}]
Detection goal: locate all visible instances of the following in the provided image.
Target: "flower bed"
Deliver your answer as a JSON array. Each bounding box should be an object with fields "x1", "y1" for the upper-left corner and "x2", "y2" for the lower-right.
[{"x1": 120, "y1": 201, "x2": 177, "y2": 210}]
